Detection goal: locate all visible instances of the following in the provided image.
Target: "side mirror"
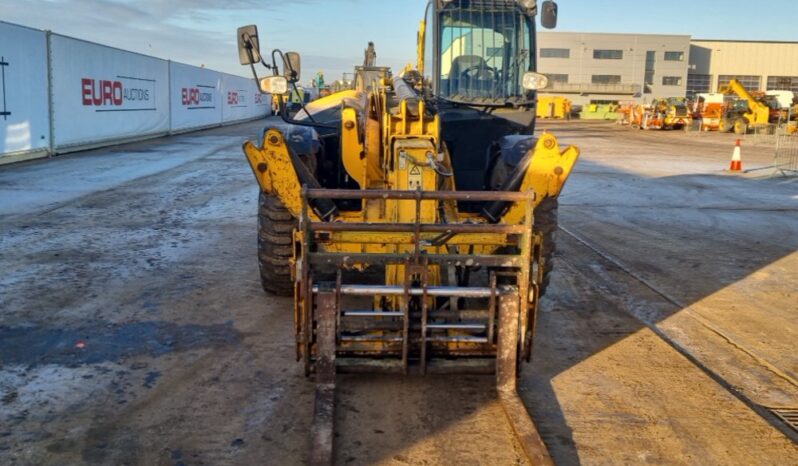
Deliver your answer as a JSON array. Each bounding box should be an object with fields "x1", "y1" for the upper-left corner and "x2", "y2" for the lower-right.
[
  {"x1": 237, "y1": 25, "x2": 262, "y2": 65},
  {"x1": 541, "y1": 1, "x2": 558, "y2": 29},
  {"x1": 260, "y1": 76, "x2": 289, "y2": 95},
  {"x1": 283, "y1": 52, "x2": 302, "y2": 82}
]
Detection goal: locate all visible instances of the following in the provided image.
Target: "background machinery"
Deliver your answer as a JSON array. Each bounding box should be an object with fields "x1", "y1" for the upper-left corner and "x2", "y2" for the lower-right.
[
  {"x1": 641, "y1": 98, "x2": 692, "y2": 130},
  {"x1": 536, "y1": 95, "x2": 572, "y2": 119},
  {"x1": 692, "y1": 93, "x2": 725, "y2": 131},
  {"x1": 719, "y1": 79, "x2": 778, "y2": 134},
  {"x1": 237, "y1": 1, "x2": 577, "y2": 464}
]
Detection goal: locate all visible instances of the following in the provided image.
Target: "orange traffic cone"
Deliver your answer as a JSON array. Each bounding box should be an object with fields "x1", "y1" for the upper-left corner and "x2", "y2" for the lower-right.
[{"x1": 729, "y1": 139, "x2": 743, "y2": 171}]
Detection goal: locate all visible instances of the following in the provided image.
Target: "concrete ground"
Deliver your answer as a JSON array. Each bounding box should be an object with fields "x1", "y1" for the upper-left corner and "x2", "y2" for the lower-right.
[{"x1": 0, "y1": 120, "x2": 796, "y2": 465}]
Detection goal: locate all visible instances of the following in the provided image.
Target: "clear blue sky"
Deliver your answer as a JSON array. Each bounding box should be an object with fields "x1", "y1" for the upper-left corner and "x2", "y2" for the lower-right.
[{"x1": 1, "y1": 0, "x2": 796, "y2": 83}]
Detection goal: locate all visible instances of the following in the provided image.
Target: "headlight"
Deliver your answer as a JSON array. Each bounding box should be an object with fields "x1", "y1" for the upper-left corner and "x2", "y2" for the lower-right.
[
  {"x1": 260, "y1": 76, "x2": 289, "y2": 95},
  {"x1": 523, "y1": 72, "x2": 549, "y2": 91}
]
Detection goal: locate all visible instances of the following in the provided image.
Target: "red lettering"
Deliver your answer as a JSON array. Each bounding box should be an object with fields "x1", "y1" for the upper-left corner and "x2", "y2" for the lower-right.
[
  {"x1": 82, "y1": 78, "x2": 93, "y2": 105},
  {"x1": 82, "y1": 78, "x2": 125, "y2": 106},
  {"x1": 102, "y1": 80, "x2": 114, "y2": 105},
  {"x1": 92, "y1": 79, "x2": 102, "y2": 106},
  {"x1": 112, "y1": 81, "x2": 123, "y2": 105},
  {"x1": 182, "y1": 88, "x2": 202, "y2": 106}
]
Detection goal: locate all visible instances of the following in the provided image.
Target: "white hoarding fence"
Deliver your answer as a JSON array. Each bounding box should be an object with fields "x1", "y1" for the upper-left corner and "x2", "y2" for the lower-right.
[
  {"x1": 169, "y1": 62, "x2": 223, "y2": 132},
  {"x1": 0, "y1": 21, "x2": 271, "y2": 163},
  {"x1": 0, "y1": 21, "x2": 50, "y2": 162},
  {"x1": 222, "y1": 73, "x2": 270, "y2": 123},
  {"x1": 50, "y1": 34, "x2": 170, "y2": 150}
]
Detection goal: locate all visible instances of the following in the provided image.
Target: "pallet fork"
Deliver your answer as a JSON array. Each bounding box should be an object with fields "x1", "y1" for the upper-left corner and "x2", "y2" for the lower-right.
[{"x1": 297, "y1": 189, "x2": 554, "y2": 465}]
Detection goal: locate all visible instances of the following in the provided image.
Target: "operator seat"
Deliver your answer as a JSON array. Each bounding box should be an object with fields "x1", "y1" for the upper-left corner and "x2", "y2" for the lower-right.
[{"x1": 449, "y1": 55, "x2": 489, "y2": 96}]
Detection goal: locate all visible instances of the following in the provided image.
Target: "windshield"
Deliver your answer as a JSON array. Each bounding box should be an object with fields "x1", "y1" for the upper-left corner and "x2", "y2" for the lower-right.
[{"x1": 438, "y1": 7, "x2": 532, "y2": 102}]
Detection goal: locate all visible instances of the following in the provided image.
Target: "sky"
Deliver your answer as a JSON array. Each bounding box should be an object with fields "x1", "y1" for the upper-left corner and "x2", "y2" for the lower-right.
[{"x1": 1, "y1": 0, "x2": 796, "y2": 84}]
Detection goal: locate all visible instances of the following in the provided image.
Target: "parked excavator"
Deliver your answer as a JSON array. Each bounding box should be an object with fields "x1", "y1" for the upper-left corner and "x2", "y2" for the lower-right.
[{"x1": 237, "y1": 1, "x2": 578, "y2": 464}]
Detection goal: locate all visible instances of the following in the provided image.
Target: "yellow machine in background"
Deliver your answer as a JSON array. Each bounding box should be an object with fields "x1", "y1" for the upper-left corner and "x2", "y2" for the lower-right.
[
  {"x1": 719, "y1": 79, "x2": 773, "y2": 134},
  {"x1": 642, "y1": 98, "x2": 692, "y2": 130},
  {"x1": 237, "y1": 1, "x2": 575, "y2": 464},
  {"x1": 536, "y1": 95, "x2": 571, "y2": 119}
]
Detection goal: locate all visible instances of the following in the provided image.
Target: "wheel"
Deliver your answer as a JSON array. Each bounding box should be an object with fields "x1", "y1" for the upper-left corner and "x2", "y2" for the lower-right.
[
  {"x1": 533, "y1": 197, "x2": 559, "y2": 297},
  {"x1": 718, "y1": 119, "x2": 732, "y2": 133},
  {"x1": 733, "y1": 119, "x2": 748, "y2": 135},
  {"x1": 258, "y1": 191, "x2": 296, "y2": 296}
]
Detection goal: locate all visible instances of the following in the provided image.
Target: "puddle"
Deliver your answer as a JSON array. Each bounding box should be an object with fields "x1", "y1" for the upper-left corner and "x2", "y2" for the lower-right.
[{"x1": 0, "y1": 321, "x2": 242, "y2": 367}]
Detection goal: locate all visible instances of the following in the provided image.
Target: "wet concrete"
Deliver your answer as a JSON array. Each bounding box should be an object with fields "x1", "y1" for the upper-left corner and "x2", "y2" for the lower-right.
[{"x1": 0, "y1": 119, "x2": 796, "y2": 465}]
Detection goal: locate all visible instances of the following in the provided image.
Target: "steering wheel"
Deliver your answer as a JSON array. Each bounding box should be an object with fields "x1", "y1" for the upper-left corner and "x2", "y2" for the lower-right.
[
  {"x1": 459, "y1": 64, "x2": 504, "y2": 97},
  {"x1": 461, "y1": 64, "x2": 497, "y2": 83}
]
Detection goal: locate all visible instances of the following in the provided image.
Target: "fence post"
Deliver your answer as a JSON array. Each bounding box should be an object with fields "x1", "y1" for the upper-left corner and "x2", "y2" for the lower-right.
[{"x1": 45, "y1": 30, "x2": 55, "y2": 157}]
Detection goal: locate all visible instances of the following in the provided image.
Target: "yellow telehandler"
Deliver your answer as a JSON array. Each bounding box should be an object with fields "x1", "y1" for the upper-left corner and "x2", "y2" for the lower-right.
[
  {"x1": 237, "y1": 1, "x2": 578, "y2": 463},
  {"x1": 719, "y1": 79, "x2": 775, "y2": 135}
]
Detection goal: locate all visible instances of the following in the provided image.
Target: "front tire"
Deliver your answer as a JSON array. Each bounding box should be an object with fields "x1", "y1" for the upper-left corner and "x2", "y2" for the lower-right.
[{"x1": 257, "y1": 191, "x2": 295, "y2": 296}]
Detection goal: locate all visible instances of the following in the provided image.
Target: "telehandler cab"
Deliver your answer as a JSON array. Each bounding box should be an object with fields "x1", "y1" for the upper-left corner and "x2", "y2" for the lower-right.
[{"x1": 237, "y1": 1, "x2": 579, "y2": 463}]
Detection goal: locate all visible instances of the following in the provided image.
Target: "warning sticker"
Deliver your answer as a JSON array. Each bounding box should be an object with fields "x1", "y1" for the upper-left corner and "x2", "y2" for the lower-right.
[{"x1": 409, "y1": 165, "x2": 422, "y2": 190}]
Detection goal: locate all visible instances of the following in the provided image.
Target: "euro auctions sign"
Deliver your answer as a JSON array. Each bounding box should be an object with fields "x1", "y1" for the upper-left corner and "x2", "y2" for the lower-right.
[
  {"x1": 50, "y1": 34, "x2": 170, "y2": 149},
  {"x1": 169, "y1": 62, "x2": 222, "y2": 131},
  {"x1": 81, "y1": 76, "x2": 157, "y2": 111},
  {"x1": 227, "y1": 90, "x2": 246, "y2": 106},
  {"x1": 227, "y1": 90, "x2": 266, "y2": 106},
  {"x1": 181, "y1": 86, "x2": 215, "y2": 109}
]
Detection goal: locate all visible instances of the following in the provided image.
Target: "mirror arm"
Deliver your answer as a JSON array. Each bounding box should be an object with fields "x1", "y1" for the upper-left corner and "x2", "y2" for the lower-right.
[
  {"x1": 248, "y1": 62, "x2": 261, "y2": 84},
  {"x1": 272, "y1": 49, "x2": 288, "y2": 77},
  {"x1": 269, "y1": 49, "x2": 317, "y2": 126}
]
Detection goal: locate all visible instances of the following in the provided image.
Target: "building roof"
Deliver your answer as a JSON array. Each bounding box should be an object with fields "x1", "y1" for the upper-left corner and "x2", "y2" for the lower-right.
[
  {"x1": 541, "y1": 31, "x2": 691, "y2": 39},
  {"x1": 691, "y1": 39, "x2": 798, "y2": 45}
]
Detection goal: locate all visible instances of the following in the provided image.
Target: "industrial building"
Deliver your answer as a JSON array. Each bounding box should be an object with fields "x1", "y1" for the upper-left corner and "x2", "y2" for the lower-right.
[
  {"x1": 688, "y1": 39, "x2": 798, "y2": 95},
  {"x1": 538, "y1": 32, "x2": 798, "y2": 105}
]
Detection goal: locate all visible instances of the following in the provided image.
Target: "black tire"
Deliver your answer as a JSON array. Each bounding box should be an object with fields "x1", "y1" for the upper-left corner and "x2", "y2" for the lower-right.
[
  {"x1": 534, "y1": 197, "x2": 559, "y2": 297},
  {"x1": 258, "y1": 191, "x2": 296, "y2": 296},
  {"x1": 718, "y1": 119, "x2": 732, "y2": 133}
]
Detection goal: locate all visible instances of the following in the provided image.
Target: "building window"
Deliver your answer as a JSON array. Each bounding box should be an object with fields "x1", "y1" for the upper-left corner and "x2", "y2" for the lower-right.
[
  {"x1": 644, "y1": 51, "x2": 656, "y2": 94},
  {"x1": 662, "y1": 76, "x2": 683, "y2": 86},
  {"x1": 541, "y1": 48, "x2": 570, "y2": 59},
  {"x1": 767, "y1": 76, "x2": 798, "y2": 93},
  {"x1": 718, "y1": 75, "x2": 761, "y2": 92},
  {"x1": 592, "y1": 75, "x2": 621, "y2": 84},
  {"x1": 687, "y1": 74, "x2": 712, "y2": 97},
  {"x1": 664, "y1": 51, "x2": 684, "y2": 61},
  {"x1": 593, "y1": 49, "x2": 623, "y2": 60},
  {"x1": 545, "y1": 73, "x2": 569, "y2": 83}
]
